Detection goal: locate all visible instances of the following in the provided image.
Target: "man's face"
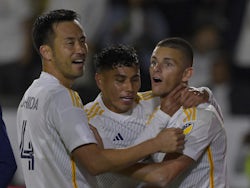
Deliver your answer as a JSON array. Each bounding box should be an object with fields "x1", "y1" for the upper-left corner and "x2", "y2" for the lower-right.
[
  {"x1": 50, "y1": 20, "x2": 88, "y2": 81},
  {"x1": 150, "y1": 46, "x2": 187, "y2": 97},
  {"x1": 96, "y1": 65, "x2": 141, "y2": 113}
]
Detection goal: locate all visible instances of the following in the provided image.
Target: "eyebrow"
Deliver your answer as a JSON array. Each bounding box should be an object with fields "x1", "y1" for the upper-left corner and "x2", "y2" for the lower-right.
[
  {"x1": 64, "y1": 35, "x2": 86, "y2": 41},
  {"x1": 114, "y1": 73, "x2": 140, "y2": 78},
  {"x1": 151, "y1": 56, "x2": 176, "y2": 62}
]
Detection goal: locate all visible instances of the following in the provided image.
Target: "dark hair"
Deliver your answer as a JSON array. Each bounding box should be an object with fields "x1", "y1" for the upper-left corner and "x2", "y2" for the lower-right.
[
  {"x1": 94, "y1": 44, "x2": 139, "y2": 73},
  {"x1": 156, "y1": 37, "x2": 194, "y2": 67},
  {"x1": 32, "y1": 9, "x2": 80, "y2": 55}
]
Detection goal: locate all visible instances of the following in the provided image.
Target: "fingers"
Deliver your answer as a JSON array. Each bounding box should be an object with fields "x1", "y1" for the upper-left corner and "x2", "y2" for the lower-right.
[
  {"x1": 168, "y1": 83, "x2": 187, "y2": 100},
  {"x1": 171, "y1": 127, "x2": 183, "y2": 134},
  {"x1": 160, "y1": 84, "x2": 187, "y2": 116},
  {"x1": 158, "y1": 128, "x2": 185, "y2": 153},
  {"x1": 181, "y1": 87, "x2": 205, "y2": 108}
]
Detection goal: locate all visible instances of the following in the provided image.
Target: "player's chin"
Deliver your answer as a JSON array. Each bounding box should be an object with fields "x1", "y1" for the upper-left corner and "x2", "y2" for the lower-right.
[
  {"x1": 152, "y1": 88, "x2": 162, "y2": 97},
  {"x1": 119, "y1": 103, "x2": 133, "y2": 113},
  {"x1": 73, "y1": 70, "x2": 84, "y2": 78}
]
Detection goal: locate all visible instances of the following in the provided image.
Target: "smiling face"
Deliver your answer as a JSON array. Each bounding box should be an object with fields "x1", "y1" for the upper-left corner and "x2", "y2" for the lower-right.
[
  {"x1": 41, "y1": 20, "x2": 88, "y2": 87},
  {"x1": 96, "y1": 65, "x2": 141, "y2": 113},
  {"x1": 150, "y1": 46, "x2": 193, "y2": 97}
]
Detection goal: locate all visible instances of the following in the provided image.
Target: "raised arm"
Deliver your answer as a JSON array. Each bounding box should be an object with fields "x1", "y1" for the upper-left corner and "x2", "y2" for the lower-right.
[{"x1": 158, "y1": 84, "x2": 210, "y2": 116}]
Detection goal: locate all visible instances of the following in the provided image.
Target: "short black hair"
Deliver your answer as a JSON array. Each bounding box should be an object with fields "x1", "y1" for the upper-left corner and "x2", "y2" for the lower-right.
[
  {"x1": 94, "y1": 44, "x2": 139, "y2": 73},
  {"x1": 156, "y1": 37, "x2": 194, "y2": 67},
  {"x1": 32, "y1": 9, "x2": 80, "y2": 55}
]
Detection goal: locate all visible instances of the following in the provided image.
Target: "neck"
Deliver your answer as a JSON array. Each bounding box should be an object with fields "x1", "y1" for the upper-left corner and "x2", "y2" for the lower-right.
[
  {"x1": 43, "y1": 69, "x2": 74, "y2": 89},
  {"x1": 159, "y1": 93, "x2": 170, "y2": 101}
]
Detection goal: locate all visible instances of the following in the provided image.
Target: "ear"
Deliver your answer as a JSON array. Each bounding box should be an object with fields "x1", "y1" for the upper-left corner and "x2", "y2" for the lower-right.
[
  {"x1": 95, "y1": 73, "x2": 103, "y2": 90},
  {"x1": 182, "y1": 67, "x2": 193, "y2": 82},
  {"x1": 39, "y1": 45, "x2": 52, "y2": 61}
]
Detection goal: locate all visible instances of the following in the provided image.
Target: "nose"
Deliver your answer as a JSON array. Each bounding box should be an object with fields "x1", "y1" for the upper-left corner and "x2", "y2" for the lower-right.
[
  {"x1": 76, "y1": 41, "x2": 88, "y2": 54},
  {"x1": 124, "y1": 80, "x2": 133, "y2": 92},
  {"x1": 151, "y1": 62, "x2": 161, "y2": 72}
]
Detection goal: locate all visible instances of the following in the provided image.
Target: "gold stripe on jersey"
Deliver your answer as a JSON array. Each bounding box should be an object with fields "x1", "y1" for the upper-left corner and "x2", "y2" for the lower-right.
[
  {"x1": 207, "y1": 147, "x2": 214, "y2": 188},
  {"x1": 68, "y1": 89, "x2": 84, "y2": 109},
  {"x1": 136, "y1": 91, "x2": 154, "y2": 102},
  {"x1": 71, "y1": 156, "x2": 78, "y2": 188},
  {"x1": 146, "y1": 107, "x2": 159, "y2": 125},
  {"x1": 85, "y1": 102, "x2": 104, "y2": 121},
  {"x1": 183, "y1": 107, "x2": 197, "y2": 122}
]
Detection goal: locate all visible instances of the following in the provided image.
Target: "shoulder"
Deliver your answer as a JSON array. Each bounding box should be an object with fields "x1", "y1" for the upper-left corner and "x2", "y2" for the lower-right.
[
  {"x1": 45, "y1": 87, "x2": 83, "y2": 109},
  {"x1": 136, "y1": 91, "x2": 160, "y2": 107},
  {"x1": 180, "y1": 104, "x2": 220, "y2": 124},
  {"x1": 136, "y1": 90, "x2": 155, "y2": 101},
  {"x1": 182, "y1": 103, "x2": 215, "y2": 115},
  {"x1": 31, "y1": 83, "x2": 84, "y2": 112},
  {"x1": 180, "y1": 104, "x2": 224, "y2": 134},
  {"x1": 84, "y1": 95, "x2": 105, "y2": 121},
  {"x1": 28, "y1": 73, "x2": 74, "y2": 105},
  {"x1": 197, "y1": 103, "x2": 221, "y2": 121}
]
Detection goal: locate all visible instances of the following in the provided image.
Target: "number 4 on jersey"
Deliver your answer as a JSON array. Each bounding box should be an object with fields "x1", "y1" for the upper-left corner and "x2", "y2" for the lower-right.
[{"x1": 19, "y1": 120, "x2": 34, "y2": 170}]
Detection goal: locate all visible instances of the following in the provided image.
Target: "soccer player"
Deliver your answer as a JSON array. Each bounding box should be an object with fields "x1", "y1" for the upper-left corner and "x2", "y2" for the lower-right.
[
  {"x1": 133, "y1": 38, "x2": 228, "y2": 187},
  {"x1": 84, "y1": 44, "x2": 221, "y2": 187},
  {"x1": 16, "y1": 9, "x2": 185, "y2": 188}
]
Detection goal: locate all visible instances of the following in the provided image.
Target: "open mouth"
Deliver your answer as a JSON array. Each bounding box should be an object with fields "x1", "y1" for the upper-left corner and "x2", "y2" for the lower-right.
[
  {"x1": 152, "y1": 77, "x2": 162, "y2": 83},
  {"x1": 72, "y1": 59, "x2": 84, "y2": 64}
]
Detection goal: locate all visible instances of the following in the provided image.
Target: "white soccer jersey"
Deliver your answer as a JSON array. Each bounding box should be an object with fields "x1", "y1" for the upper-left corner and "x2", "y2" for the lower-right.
[
  {"x1": 134, "y1": 103, "x2": 228, "y2": 188},
  {"x1": 85, "y1": 92, "x2": 159, "y2": 149},
  {"x1": 84, "y1": 92, "x2": 159, "y2": 188},
  {"x1": 17, "y1": 72, "x2": 98, "y2": 188}
]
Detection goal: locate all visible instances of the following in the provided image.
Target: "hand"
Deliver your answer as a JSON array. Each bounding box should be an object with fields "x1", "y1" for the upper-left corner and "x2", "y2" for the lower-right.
[
  {"x1": 89, "y1": 124, "x2": 104, "y2": 149},
  {"x1": 156, "y1": 128, "x2": 185, "y2": 153},
  {"x1": 160, "y1": 84, "x2": 187, "y2": 116},
  {"x1": 180, "y1": 87, "x2": 209, "y2": 109}
]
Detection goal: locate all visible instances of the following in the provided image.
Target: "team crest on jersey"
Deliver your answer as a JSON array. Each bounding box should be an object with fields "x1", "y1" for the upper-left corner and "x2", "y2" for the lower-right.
[{"x1": 182, "y1": 122, "x2": 194, "y2": 135}]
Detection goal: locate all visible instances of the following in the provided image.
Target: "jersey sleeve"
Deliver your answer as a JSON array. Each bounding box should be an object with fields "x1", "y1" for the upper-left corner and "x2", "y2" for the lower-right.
[
  {"x1": 196, "y1": 86, "x2": 224, "y2": 122},
  {"x1": 176, "y1": 106, "x2": 222, "y2": 161},
  {"x1": 48, "y1": 90, "x2": 97, "y2": 153},
  {"x1": 152, "y1": 105, "x2": 223, "y2": 162}
]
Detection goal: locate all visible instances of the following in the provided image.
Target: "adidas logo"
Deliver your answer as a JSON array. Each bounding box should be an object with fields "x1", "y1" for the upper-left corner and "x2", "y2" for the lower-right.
[{"x1": 113, "y1": 133, "x2": 124, "y2": 141}]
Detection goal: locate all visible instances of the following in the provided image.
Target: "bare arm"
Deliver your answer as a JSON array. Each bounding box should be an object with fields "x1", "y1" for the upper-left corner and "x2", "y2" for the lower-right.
[
  {"x1": 159, "y1": 84, "x2": 210, "y2": 115},
  {"x1": 181, "y1": 87, "x2": 209, "y2": 109},
  {"x1": 120, "y1": 154, "x2": 194, "y2": 187},
  {"x1": 72, "y1": 128, "x2": 184, "y2": 176}
]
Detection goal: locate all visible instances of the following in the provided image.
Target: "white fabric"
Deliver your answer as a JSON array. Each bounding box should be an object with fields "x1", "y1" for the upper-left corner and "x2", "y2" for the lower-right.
[
  {"x1": 17, "y1": 72, "x2": 98, "y2": 188},
  {"x1": 85, "y1": 88, "x2": 224, "y2": 187},
  {"x1": 134, "y1": 103, "x2": 228, "y2": 188},
  {"x1": 84, "y1": 92, "x2": 159, "y2": 188}
]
